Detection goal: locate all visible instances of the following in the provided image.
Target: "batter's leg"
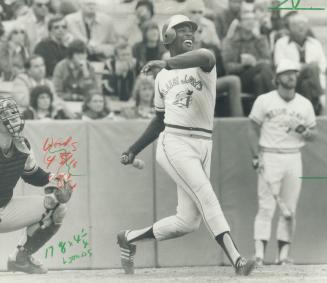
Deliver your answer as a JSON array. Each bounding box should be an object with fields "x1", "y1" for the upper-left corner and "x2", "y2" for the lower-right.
[{"x1": 276, "y1": 153, "x2": 302, "y2": 263}]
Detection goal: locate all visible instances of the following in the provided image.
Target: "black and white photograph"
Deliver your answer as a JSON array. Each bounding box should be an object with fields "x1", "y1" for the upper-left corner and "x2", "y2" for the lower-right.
[{"x1": 0, "y1": 0, "x2": 327, "y2": 282}]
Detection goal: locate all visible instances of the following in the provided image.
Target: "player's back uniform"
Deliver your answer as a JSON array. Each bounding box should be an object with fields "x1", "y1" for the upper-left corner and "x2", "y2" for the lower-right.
[
  {"x1": 153, "y1": 65, "x2": 230, "y2": 240},
  {"x1": 249, "y1": 90, "x2": 316, "y2": 244}
]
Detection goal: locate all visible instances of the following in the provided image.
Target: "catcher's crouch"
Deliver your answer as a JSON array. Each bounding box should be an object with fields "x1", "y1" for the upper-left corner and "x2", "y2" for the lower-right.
[{"x1": 0, "y1": 97, "x2": 73, "y2": 274}]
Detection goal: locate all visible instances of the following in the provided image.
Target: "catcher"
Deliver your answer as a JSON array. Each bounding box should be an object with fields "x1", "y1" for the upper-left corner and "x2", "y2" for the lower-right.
[{"x1": 0, "y1": 96, "x2": 73, "y2": 274}]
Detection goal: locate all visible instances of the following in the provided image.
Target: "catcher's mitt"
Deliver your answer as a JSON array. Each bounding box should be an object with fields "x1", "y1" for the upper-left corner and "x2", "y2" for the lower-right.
[{"x1": 48, "y1": 173, "x2": 74, "y2": 203}]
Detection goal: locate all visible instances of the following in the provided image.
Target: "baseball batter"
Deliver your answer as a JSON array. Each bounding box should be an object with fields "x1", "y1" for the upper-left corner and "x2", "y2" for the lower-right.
[
  {"x1": 248, "y1": 59, "x2": 317, "y2": 265},
  {"x1": 0, "y1": 96, "x2": 73, "y2": 274},
  {"x1": 119, "y1": 15, "x2": 255, "y2": 276}
]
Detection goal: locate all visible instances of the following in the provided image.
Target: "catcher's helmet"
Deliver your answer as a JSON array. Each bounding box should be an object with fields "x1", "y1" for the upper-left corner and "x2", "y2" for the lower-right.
[
  {"x1": 0, "y1": 97, "x2": 25, "y2": 138},
  {"x1": 162, "y1": 15, "x2": 198, "y2": 45}
]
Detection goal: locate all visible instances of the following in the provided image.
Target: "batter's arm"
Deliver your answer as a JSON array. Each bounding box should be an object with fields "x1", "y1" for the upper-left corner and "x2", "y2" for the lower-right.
[
  {"x1": 142, "y1": 49, "x2": 216, "y2": 75},
  {"x1": 121, "y1": 111, "x2": 165, "y2": 164},
  {"x1": 248, "y1": 119, "x2": 261, "y2": 158}
]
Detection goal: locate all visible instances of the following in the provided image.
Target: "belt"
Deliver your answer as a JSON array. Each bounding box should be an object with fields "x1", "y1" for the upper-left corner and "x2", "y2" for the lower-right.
[
  {"x1": 165, "y1": 123, "x2": 212, "y2": 139},
  {"x1": 260, "y1": 147, "x2": 300, "y2": 154}
]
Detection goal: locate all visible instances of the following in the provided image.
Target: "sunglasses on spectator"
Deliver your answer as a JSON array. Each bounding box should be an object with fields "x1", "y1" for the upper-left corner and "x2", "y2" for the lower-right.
[
  {"x1": 191, "y1": 10, "x2": 203, "y2": 14},
  {"x1": 12, "y1": 30, "x2": 25, "y2": 34},
  {"x1": 35, "y1": 2, "x2": 49, "y2": 7},
  {"x1": 53, "y1": 25, "x2": 67, "y2": 30}
]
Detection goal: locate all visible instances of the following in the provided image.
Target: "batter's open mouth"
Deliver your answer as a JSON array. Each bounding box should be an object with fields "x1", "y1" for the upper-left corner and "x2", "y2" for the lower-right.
[{"x1": 184, "y1": 40, "x2": 193, "y2": 47}]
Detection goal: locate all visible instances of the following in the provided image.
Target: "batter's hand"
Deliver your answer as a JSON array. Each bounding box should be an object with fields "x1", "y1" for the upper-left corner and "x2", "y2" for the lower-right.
[
  {"x1": 120, "y1": 150, "x2": 135, "y2": 165},
  {"x1": 141, "y1": 60, "x2": 167, "y2": 76},
  {"x1": 252, "y1": 155, "x2": 263, "y2": 172}
]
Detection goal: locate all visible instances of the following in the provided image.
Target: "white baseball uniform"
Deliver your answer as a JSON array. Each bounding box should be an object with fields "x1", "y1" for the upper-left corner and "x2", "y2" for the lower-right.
[
  {"x1": 249, "y1": 90, "x2": 316, "y2": 242},
  {"x1": 152, "y1": 65, "x2": 231, "y2": 240}
]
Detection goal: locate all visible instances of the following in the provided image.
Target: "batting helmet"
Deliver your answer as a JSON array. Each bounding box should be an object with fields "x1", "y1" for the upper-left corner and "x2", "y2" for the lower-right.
[{"x1": 162, "y1": 15, "x2": 198, "y2": 45}]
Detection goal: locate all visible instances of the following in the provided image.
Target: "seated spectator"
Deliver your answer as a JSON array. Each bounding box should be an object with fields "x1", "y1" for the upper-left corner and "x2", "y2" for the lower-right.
[
  {"x1": 274, "y1": 14, "x2": 326, "y2": 115},
  {"x1": 22, "y1": 85, "x2": 69, "y2": 119},
  {"x1": 16, "y1": 0, "x2": 51, "y2": 51},
  {"x1": 34, "y1": 15, "x2": 70, "y2": 77},
  {"x1": 222, "y1": 10, "x2": 274, "y2": 97},
  {"x1": 122, "y1": 0, "x2": 155, "y2": 45},
  {"x1": 132, "y1": 20, "x2": 166, "y2": 75},
  {"x1": 12, "y1": 55, "x2": 53, "y2": 110},
  {"x1": 3, "y1": 0, "x2": 31, "y2": 19},
  {"x1": 186, "y1": 0, "x2": 220, "y2": 50},
  {"x1": 185, "y1": 0, "x2": 224, "y2": 76},
  {"x1": 0, "y1": 23, "x2": 30, "y2": 80},
  {"x1": 102, "y1": 42, "x2": 136, "y2": 101},
  {"x1": 214, "y1": 0, "x2": 242, "y2": 41},
  {"x1": 121, "y1": 74, "x2": 155, "y2": 119},
  {"x1": 53, "y1": 39, "x2": 98, "y2": 101},
  {"x1": 81, "y1": 91, "x2": 114, "y2": 120},
  {"x1": 65, "y1": 0, "x2": 118, "y2": 61},
  {"x1": 216, "y1": 75, "x2": 244, "y2": 117}
]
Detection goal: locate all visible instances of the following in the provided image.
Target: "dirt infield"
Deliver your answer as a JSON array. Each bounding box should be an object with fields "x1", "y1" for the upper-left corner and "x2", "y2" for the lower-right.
[{"x1": 1, "y1": 265, "x2": 327, "y2": 283}]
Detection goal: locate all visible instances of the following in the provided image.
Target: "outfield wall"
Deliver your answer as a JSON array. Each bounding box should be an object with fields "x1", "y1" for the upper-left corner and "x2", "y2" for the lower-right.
[{"x1": 0, "y1": 118, "x2": 327, "y2": 270}]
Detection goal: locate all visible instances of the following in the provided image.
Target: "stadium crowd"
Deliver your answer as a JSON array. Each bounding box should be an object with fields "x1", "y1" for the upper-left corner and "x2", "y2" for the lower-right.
[{"x1": 0, "y1": 0, "x2": 326, "y2": 119}]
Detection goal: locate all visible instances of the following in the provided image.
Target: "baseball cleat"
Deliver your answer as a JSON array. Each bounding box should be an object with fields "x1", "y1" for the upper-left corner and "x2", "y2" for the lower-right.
[
  {"x1": 276, "y1": 258, "x2": 294, "y2": 266},
  {"x1": 235, "y1": 257, "x2": 256, "y2": 276},
  {"x1": 117, "y1": 230, "x2": 136, "y2": 274},
  {"x1": 7, "y1": 252, "x2": 47, "y2": 274},
  {"x1": 255, "y1": 257, "x2": 264, "y2": 266}
]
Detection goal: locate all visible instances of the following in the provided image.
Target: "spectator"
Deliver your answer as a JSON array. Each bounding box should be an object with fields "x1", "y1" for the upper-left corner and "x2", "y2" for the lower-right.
[
  {"x1": 0, "y1": 23, "x2": 30, "y2": 80},
  {"x1": 186, "y1": 0, "x2": 220, "y2": 50},
  {"x1": 121, "y1": 74, "x2": 155, "y2": 119},
  {"x1": 34, "y1": 15, "x2": 70, "y2": 77},
  {"x1": 49, "y1": 0, "x2": 78, "y2": 16},
  {"x1": 222, "y1": 10, "x2": 274, "y2": 97},
  {"x1": 81, "y1": 91, "x2": 114, "y2": 120},
  {"x1": 214, "y1": 0, "x2": 242, "y2": 40},
  {"x1": 122, "y1": 0, "x2": 154, "y2": 45},
  {"x1": 22, "y1": 85, "x2": 69, "y2": 119},
  {"x1": 216, "y1": 75, "x2": 244, "y2": 117},
  {"x1": 65, "y1": 0, "x2": 118, "y2": 61},
  {"x1": 17, "y1": 0, "x2": 52, "y2": 51},
  {"x1": 12, "y1": 55, "x2": 53, "y2": 109},
  {"x1": 3, "y1": 0, "x2": 31, "y2": 20},
  {"x1": 274, "y1": 14, "x2": 326, "y2": 115},
  {"x1": 102, "y1": 42, "x2": 136, "y2": 101},
  {"x1": 185, "y1": 0, "x2": 224, "y2": 76},
  {"x1": 53, "y1": 39, "x2": 98, "y2": 101},
  {"x1": 132, "y1": 20, "x2": 166, "y2": 75}
]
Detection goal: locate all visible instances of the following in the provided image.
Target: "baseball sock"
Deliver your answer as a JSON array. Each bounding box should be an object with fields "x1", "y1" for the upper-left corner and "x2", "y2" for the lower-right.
[
  {"x1": 278, "y1": 240, "x2": 290, "y2": 261},
  {"x1": 255, "y1": 239, "x2": 267, "y2": 260},
  {"x1": 215, "y1": 231, "x2": 240, "y2": 266},
  {"x1": 126, "y1": 226, "x2": 155, "y2": 243}
]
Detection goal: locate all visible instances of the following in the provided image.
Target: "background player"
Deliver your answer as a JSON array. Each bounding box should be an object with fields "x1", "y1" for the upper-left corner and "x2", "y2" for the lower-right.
[
  {"x1": 0, "y1": 96, "x2": 73, "y2": 274},
  {"x1": 119, "y1": 15, "x2": 255, "y2": 276},
  {"x1": 248, "y1": 59, "x2": 317, "y2": 265}
]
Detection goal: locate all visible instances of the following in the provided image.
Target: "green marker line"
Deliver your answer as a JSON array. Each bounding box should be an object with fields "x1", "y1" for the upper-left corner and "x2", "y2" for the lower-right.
[
  {"x1": 269, "y1": 7, "x2": 325, "y2": 10},
  {"x1": 300, "y1": 177, "x2": 327, "y2": 180}
]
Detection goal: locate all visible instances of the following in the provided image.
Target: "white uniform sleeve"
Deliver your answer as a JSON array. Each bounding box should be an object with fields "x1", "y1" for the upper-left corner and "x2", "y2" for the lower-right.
[
  {"x1": 305, "y1": 102, "x2": 316, "y2": 129},
  {"x1": 154, "y1": 74, "x2": 165, "y2": 112},
  {"x1": 249, "y1": 96, "x2": 265, "y2": 125}
]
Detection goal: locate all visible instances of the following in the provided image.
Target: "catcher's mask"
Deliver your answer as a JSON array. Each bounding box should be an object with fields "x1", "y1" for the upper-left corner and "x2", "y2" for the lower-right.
[{"x1": 0, "y1": 97, "x2": 25, "y2": 138}]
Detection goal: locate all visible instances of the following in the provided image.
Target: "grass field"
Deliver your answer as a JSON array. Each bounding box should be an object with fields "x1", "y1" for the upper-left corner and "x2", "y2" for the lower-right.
[{"x1": 1, "y1": 265, "x2": 327, "y2": 283}]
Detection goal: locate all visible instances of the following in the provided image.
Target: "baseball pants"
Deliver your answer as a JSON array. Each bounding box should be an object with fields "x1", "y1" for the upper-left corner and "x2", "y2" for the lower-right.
[
  {"x1": 153, "y1": 132, "x2": 230, "y2": 241},
  {"x1": 254, "y1": 152, "x2": 302, "y2": 242}
]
